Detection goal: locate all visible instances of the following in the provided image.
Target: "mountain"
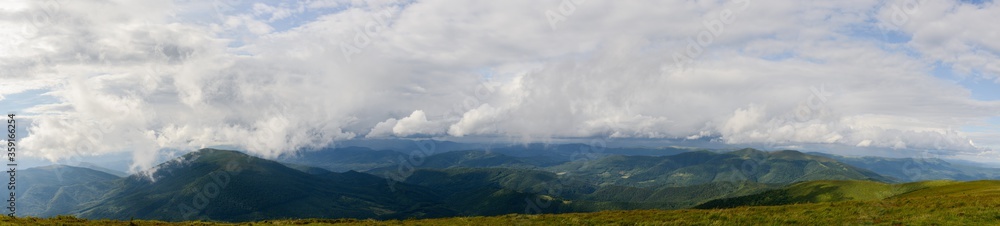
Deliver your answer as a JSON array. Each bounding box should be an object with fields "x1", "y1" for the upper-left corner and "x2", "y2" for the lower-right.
[
  {"x1": 280, "y1": 162, "x2": 334, "y2": 175},
  {"x1": 16, "y1": 165, "x2": 120, "y2": 217},
  {"x1": 350, "y1": 180, "x2": 1000, "y2": 225},
  {"x1": 20, "y1": 146, "x2": 963, "y2": 222},
  {"x1": 282, "y1": 143, "x2": 695, "y2": 173},
  {"x1": 278, "y1": 146, "x2": 405, "y2": 172},
  {"x1": 403, "y1": 168, "x2": 578, "y2": 215},
  {"x1": 484, "y1": 143, "x2": 692, "y2": 160},
  {"x1": 401, "y1": 167, "x2": 781, "y2": 212},
  {"x1": 546, "y1": 149, "x2": 892, "y2": 187},
  {"x1": 8, "y1": 144, "x2": 1000, "y2": 224},
  {"x1": 75, "y1": 162, "x2": 129, "y2": 177},
  {"x1": 75, "y1": 149, "x2": 455, "y2": 221},
  {"x1": 409, "y1": 150, "x2": 566, "y2": 169},
  {"x1": 810, "y1": 152, "x2": 1000, "y2": 181},
  {"x1": 368, "y1": 148, "x2": 892, "y2": 197},
  {"x1": 405, "y1": 168, "x2": 596, "y2": 197},
  {"x1": 364, "y1": 150, "x2": 566, "y2": 178}
]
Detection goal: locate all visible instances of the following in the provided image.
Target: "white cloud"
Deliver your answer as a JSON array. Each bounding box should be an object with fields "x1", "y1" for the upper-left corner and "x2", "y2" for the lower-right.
[
  {"x1": 2, "y1": 0, "x2": 999, "y2": 169},
  {"x1": 392, "y1": 110, "x2": 446, "y2": 137},
  {"x1": 366, "y1": 118, "x2": 397, "y2": 138},
  {"x1": 366, "y1": 110, "x2": 447, "y2": 138},
  {"x1": 888, "y1": 0, "x2": 1000, "y2": 81},
  {"x1": 251, "y1": 3, "x2": 299, "y2": 22},
  {"x1": 449, "y1": 103, "x2": 502, "y2": 137}
]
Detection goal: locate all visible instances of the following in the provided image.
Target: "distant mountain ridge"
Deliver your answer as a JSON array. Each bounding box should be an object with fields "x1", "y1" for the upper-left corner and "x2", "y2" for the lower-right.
[
  {"x1": 278, "y1": 146, "x2": 406, "y2": 172},
  {"x1": 808, "y1": 152, "x2": 1000, "y2": 182},
  {"x1": 16, "y1": 165, "x2": 119, "y2": 217},
  {"x1": 74, "y1": 162, "x2": 129, "y2": 177},
  {"x1": 546, "y1": 149, "x2": 892, "y2": 187},
  {"x1": 281, "y1": 143, "x2": 695, "y2": 173}
]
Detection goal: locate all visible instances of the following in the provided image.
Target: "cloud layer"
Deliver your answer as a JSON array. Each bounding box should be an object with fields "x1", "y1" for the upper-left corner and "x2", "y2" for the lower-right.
[{"x1": 2, "y1": 0, "x2": 999, "y2": 170}]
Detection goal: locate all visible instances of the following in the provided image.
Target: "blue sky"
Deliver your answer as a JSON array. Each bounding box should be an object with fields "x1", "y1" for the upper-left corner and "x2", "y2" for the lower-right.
[
  {"x1": 1, "y1": 89, "x2": 56, "y2": 113},
  {"x1": 934, "y1": 63, "x2": 1000, "y2": 101}
]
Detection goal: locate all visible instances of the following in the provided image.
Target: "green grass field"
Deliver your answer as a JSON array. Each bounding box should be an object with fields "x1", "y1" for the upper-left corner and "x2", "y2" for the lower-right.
[{"x1": 4, "y1": 180, "x2": 999, "y2": 225}]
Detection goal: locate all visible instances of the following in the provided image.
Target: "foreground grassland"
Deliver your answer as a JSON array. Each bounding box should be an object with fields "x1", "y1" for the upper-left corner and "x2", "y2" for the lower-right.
[{"x1": 3, "y1": 180, "x2": 999, "y2": 225}]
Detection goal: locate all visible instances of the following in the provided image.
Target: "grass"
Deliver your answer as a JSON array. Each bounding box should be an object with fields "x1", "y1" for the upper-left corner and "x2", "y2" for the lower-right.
[
  {"x1": 4, "y1": 180, "x2": 999, "y2": 225},
  {"x1": 783, "y1": 179, "x2": 964, "y2": 201}
]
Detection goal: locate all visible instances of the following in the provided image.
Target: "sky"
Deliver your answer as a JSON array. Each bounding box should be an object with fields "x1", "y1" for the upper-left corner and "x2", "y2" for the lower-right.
[{"x1": 1, "y1": 0, "x2": 999, "y2": 172}]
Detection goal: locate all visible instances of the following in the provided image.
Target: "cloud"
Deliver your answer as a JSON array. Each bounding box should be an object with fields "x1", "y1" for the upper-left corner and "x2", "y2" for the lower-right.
[
  {"x1": 366, "y1": 118, "x2": 397, "y2": 138},
  {"x1": 2, "y1": 0, "x2": 999, "y2": 170},
  {"x1": 886, "y1": 0, "x2": 1000, "y2": 81},
  {"x1": 368, "y1": 110, "x2": 446, "y2": 137},
  {"x1": 392, "y1": 110, "x2": 445, "y2": 137},
  {"x1": 251, "y1": 3, "x2": 300, "y2": 22}
]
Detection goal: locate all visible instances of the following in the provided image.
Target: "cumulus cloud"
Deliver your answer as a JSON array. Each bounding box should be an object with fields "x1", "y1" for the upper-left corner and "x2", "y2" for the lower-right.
[
  {"x1": 2, "y1": 0, "x2": 999, "y2": 170},
  {"x1": 366, "y1": 118, "x2": 397, "y2": 138},
  {"x1": 392, "y1": 110, "x2": 446, "y2": 137},
  {"x1": 367, "y1": 110, "x2": 446, "y2": 137}
]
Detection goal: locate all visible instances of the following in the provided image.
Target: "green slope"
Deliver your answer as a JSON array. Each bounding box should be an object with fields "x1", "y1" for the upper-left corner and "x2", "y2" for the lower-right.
[
  {"x1": 893, "y1": 180, "x2": 1000, "y2": 199},
  {"x1": 16, "y1": 165, "x2": 120, "y2": 217},
  {"x1": 695, "y1": 180, "x2": 962, "y2": 208}
]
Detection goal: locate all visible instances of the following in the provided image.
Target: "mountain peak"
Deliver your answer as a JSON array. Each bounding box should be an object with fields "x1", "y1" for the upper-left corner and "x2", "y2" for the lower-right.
[
  {"x1": 730, "y1": 148, "x2": 767, "y2": 157},
  {"x1": 127, "y1": 148, "x2": 265, "y2": 185},
  {"x1": 175, "y1": 148, "x2": 256, "y2": 167},
  {"x1": 188, "y1": 148, "x2": 251, "y2": 158},
  {"x1": 31, "y1": 164, "x2": 81, "y2": 171},
  {"x1": 770, "y1": 150, "x2": 838, "y2": 162}
]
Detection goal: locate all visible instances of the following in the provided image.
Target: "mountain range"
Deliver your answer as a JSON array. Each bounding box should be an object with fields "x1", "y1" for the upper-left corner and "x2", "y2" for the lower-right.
[
  {"x1": 14, "y1": 143, "x2": 1000, "y2": 222},
  {"x1": 808, "y1": 152, "x2": 1000, "y2": 182},
  {"x1": 74, "y1": 149, "x2": 455, "y2": 221}
]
